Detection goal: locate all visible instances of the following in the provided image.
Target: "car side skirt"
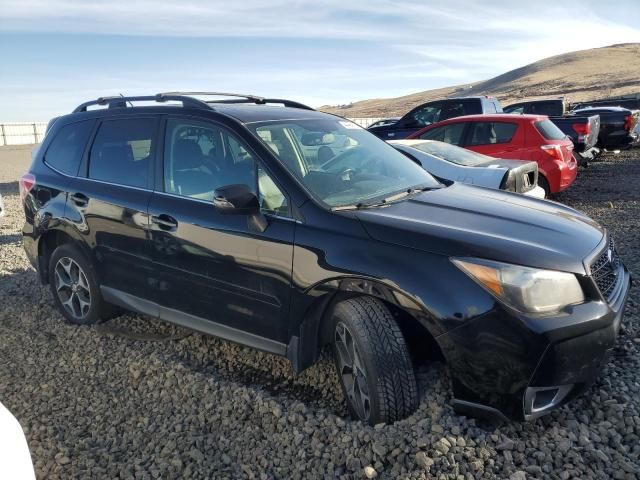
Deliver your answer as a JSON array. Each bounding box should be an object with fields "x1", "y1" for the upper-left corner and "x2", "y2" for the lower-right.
[{"x1": 101, "y1": 286, "x2": 288, "y2": 356}]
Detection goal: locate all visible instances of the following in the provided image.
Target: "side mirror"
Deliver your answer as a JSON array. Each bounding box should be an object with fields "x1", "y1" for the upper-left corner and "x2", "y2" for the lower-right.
[
  {"x1": 213, "y1": 184, "x2": 259, "y2": 215},
  {"x1": 213, "y1": 184, "x2": 268, "y2": 232}
]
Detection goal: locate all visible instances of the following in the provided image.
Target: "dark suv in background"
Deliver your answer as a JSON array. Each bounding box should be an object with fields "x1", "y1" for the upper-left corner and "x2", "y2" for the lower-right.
[{"x1": 21, "y1": 93, "x2": 630, "y2": 424}]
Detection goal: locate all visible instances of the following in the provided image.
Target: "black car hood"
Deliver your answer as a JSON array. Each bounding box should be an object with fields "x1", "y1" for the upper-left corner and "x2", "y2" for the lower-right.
[{"x1": 355, "y1": 183, "x2": 604, "y2": 274}]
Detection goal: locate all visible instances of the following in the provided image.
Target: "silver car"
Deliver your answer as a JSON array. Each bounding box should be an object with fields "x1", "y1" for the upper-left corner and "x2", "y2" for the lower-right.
[{"x1": 390, "y1": 139, "x2": 546, "y2": 198}]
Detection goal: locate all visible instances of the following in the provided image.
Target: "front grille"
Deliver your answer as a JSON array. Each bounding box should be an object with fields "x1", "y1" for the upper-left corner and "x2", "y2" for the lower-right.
[{"x1": 591, "y1": 237, "x2": 622, "y2": 302}]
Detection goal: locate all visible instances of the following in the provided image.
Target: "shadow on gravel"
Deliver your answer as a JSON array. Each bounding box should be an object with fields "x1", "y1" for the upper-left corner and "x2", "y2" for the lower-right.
[{"x1": 0, "y1": 180, "x2": 18, "y2": 196}]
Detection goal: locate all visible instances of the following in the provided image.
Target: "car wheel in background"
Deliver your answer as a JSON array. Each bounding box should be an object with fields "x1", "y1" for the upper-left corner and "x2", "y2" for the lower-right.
[
  {"x1": 331, "y1": 297, "x2": 418, "y2": 425},
  {"x1": 538, "y1": 175, "x2": 550, "y2": 198}
]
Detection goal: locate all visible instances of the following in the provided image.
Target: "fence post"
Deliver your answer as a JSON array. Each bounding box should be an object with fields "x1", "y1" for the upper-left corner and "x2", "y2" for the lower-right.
[
  {"x1": 0, "y1": 124, "x2": 6, "y2": 146},
  {"x1": 33, "y1": 123, "x2": 39, "y2": 144}
]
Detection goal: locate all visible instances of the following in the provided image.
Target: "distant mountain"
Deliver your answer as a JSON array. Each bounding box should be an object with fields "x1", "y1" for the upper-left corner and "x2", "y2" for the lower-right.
[{"x1": 321, "y1": 43, "x2": 640, "y2": 118}]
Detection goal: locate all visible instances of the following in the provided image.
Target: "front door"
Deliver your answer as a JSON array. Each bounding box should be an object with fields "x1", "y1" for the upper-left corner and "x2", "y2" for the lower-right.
[{"x1": 147, "y1": 117, "x2": 295, "y2": 347}]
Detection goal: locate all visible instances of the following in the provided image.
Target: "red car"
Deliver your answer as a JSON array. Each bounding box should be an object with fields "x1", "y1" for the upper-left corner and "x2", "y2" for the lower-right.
[{"x1": 407, "y1": 114, "x2": 577, "y2": 196}]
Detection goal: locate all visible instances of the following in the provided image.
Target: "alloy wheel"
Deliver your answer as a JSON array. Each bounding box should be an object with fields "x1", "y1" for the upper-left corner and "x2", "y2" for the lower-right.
[
  {"x1": 54, "y1": 257, "x2": 92, "y2": 320},
  {"x1": 334, "y1": 321, "x2": 371, "y2": 421}
]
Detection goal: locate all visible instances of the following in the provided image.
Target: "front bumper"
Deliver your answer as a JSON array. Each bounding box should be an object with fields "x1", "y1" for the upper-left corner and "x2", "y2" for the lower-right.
[{"x1": 442, "y1": 264, "x2": 631, "y2": 422}]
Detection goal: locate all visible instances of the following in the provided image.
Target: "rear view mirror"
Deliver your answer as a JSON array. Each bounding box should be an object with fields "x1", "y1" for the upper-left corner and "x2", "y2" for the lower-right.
[{"x1": 301, "y1": 132, "x2": 335, "y2": 146}]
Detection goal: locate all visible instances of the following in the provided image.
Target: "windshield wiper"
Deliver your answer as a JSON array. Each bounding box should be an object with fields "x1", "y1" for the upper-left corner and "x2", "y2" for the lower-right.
[{"x1": 331, "y1": 184, "x2": 443, "y2": 211}]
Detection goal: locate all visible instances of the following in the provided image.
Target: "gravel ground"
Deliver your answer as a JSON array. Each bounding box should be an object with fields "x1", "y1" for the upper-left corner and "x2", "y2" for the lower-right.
[{"x1": 1, "y1": 144, "x2": 639, "y2": 479}]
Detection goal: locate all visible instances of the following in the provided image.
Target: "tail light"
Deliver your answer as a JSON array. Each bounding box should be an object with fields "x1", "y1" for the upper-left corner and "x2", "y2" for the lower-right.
[
  {"x1": 540, "y1": 145, "x2": 563, "y2": 161},
  {"x1": 19, "y1": 173, "x2": 35, "y2": 202},
  {"x1": 572, "y1": 123, "x2": 590, "y2": 135},
  {"x1": 623, "y1": 114, "x2": 633, "y2": 132}
]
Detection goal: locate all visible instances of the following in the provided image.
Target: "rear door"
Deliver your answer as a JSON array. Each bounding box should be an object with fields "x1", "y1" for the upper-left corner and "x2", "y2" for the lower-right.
[
  {"x1": 147, "y1": 116, "x2": 295, "y2": 347},
  {"x1": 66, "y1": 115, "x2": 158, "y2": 301},
  {"x1": 462, "y1": 121, "x2": 523, "y2": 159}
]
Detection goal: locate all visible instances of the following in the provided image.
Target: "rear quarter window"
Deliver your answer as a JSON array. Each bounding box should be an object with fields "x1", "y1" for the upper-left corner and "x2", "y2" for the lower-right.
[
  {"x1": 534, "y1": 120, "x2": 566, "y2": 140},
  {"x1": 44, "y1": 120, "x2": 94, "y2": 175}
]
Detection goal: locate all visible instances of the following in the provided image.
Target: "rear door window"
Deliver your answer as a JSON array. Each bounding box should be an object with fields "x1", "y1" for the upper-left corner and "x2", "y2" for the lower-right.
[
  {"x1": 535, "y1": 120, "x2": 567, "y2": 140},
  {"x1": 88, "y1": 118, "x2": 156, "y2": 189},
  {"x1": 417, "y1": 123, "x2": 466, "y2": 145},
  {"x1": 44, "y1": 120, "x2": 94, "y2": 176},
  {"x1": 467, "y1": 122, "x2": 517, "y2": 146}
]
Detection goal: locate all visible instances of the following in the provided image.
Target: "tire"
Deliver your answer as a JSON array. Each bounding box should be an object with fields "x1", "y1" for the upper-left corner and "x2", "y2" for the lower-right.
[
  {"x1": 538, "y1": 175, "x2": 550, "y2": 198},
  {"x1": 48, "y1": 243, "x2": 111, "y2": 325},
  {"x1": 331, "y1": 297, "x2": 418, "y2": 424}
]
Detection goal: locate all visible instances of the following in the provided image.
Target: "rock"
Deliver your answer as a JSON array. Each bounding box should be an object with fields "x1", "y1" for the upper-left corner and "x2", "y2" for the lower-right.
[
  {"x1": 415, "y1": 452, "x2": 434, "y2": 470},
  {"x1": 496, "y1": 438, "x2": 515, "y2": 451},
  {"x1": 509, "y1": 471, "x2": 527, "y2": 480},
  {"x1": 434, "y1": 438, "x2": 451, "y2": 455},
  {"x1": 363, "y1": 465, "x2": 378, "y2": 478}
]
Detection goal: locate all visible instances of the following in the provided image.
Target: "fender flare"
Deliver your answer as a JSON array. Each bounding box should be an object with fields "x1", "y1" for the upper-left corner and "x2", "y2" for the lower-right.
[{"x1": 287, "y1": 276, "x2": 433, "y2": 373}]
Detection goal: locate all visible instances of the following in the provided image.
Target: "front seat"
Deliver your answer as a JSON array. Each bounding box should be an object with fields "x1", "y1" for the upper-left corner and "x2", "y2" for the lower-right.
[
  {"x1": 317, "y1": 145, "x2": 334, "y2": 165},
  {"x1": 172, "y1": 139, "x2": 215, "y2": 198}
]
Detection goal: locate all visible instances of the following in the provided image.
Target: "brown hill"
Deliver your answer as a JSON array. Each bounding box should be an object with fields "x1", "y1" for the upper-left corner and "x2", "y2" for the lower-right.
[{"x1": 321, "y1": 43, "x2": 640, "y2": 118}]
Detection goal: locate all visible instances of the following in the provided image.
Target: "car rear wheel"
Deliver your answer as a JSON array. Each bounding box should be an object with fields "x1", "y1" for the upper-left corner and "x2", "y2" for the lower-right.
[
  {"x1": 538, "y1": 175, "x2": 550, "y2": 198},
  {"x1": 48, "y1": 244, "x2": 111, "y2": 325},
  {"x1": 331, "y1": 297, "x2": 418, "y2": 424}
]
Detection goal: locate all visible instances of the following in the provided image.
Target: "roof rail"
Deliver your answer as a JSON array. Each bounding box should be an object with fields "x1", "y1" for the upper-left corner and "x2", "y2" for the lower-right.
[
  {"x1": 159, "y1": 91, "x2": 315, "y2": 110},
  {"x1": 73, "y1": 94, "x2": 212, "y2": 113},
  {"x1": 73, "y1": 92, "x2": 314, "y2": 113}
]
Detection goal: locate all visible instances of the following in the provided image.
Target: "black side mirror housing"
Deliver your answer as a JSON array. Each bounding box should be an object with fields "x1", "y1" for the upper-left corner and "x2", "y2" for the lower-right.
[
  {"x1": 213, "y1": 184, "x2": 268, "y2": 232},
  {"x1": 213, "y1": 184, "x2": 259, "y2": 215}
]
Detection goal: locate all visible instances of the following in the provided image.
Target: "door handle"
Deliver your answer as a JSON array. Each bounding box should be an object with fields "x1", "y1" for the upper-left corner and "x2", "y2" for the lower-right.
[
  {"x1": 70, "y1": 193, "x2": 89, "y2": 207},
  {"x1": 151, "y1": 214, "x2": 178, "y2": 230}
]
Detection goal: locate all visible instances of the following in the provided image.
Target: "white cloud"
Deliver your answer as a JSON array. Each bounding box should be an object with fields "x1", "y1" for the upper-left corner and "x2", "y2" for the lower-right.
[{"x1": 1, "y1": 0, "x2": 638, "y2": 120}]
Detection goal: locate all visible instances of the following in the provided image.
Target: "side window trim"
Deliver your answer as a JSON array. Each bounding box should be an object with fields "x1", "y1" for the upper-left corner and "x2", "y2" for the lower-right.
[
  {"x1": 84, "y1": 115, "x2": 159, "y2": 190},
  {"x1": 77, "y1": 119, "x2": 102, "y2": 178}
]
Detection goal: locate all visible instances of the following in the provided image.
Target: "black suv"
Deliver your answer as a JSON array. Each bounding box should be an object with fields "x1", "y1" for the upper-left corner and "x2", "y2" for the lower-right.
[{"x1": 21, "y1": 93, "x2": 630, "y2": 424}]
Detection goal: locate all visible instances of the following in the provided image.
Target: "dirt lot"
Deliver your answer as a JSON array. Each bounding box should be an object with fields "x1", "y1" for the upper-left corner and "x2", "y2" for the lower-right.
[{"x1": 1, "y1": 144, "x2": 639, "y2": 479}]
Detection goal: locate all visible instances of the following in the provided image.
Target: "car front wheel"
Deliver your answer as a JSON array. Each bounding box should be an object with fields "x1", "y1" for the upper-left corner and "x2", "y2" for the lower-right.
[{"x1": 331, "y1": 297, "x2": 418, "y2": 424}]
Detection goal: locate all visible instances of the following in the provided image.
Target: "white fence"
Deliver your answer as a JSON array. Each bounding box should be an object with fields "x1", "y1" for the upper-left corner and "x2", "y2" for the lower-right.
[
  {"x1": 0, "y1": 118, "x2": 382, "y2": 146},
  {"x1": 0, "y1": 123, "x2": 47, "y2": 146}
]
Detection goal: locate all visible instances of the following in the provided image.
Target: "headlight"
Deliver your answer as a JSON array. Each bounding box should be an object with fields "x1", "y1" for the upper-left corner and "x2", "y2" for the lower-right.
[{"x1": 452, "y1": 258, "x2": 585, "y2": 314}]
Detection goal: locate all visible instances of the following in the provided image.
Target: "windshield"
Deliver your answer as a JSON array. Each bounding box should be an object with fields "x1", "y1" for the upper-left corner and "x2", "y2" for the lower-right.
[
  {"x1": 409, "y1": 141, "x2": 493, "y2": 166},
  {"x1": 248, "y1": 118, "x2": 439, "y2": 208}
]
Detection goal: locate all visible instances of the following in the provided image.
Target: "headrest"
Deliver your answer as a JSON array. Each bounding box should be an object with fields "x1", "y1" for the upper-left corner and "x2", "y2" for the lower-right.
[{"x1": 173, "y1": 139, "x2": 203, "y2": 169}]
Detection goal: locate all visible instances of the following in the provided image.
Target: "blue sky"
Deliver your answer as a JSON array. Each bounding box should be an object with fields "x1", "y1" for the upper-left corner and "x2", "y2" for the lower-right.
[{"x1": 1, "y1": 0, "x2": 639, "y2": 121}]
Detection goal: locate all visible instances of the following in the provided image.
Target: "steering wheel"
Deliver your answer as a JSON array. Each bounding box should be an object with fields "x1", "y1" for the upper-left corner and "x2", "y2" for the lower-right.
[{"x1": 327, "y1": 146, "x2": 368, "y2": 175}]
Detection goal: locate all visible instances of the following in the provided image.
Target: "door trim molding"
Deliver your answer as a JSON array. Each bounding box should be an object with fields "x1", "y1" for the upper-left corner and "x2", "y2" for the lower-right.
[{"x1": 101, "y1": 286, "x2": 287, "y2": 356}]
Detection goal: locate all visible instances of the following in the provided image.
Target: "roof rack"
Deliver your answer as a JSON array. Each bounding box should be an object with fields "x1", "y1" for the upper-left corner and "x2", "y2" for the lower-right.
[
  {"x1": 73, "y1": 92, "x2": 314, "y2": 113},
  {"x1": 73, "y1": 94, "x2": 212, "y2": 113},
  {"x1": 159, "y1": 91, "x2": 315, "y2": 110}
]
